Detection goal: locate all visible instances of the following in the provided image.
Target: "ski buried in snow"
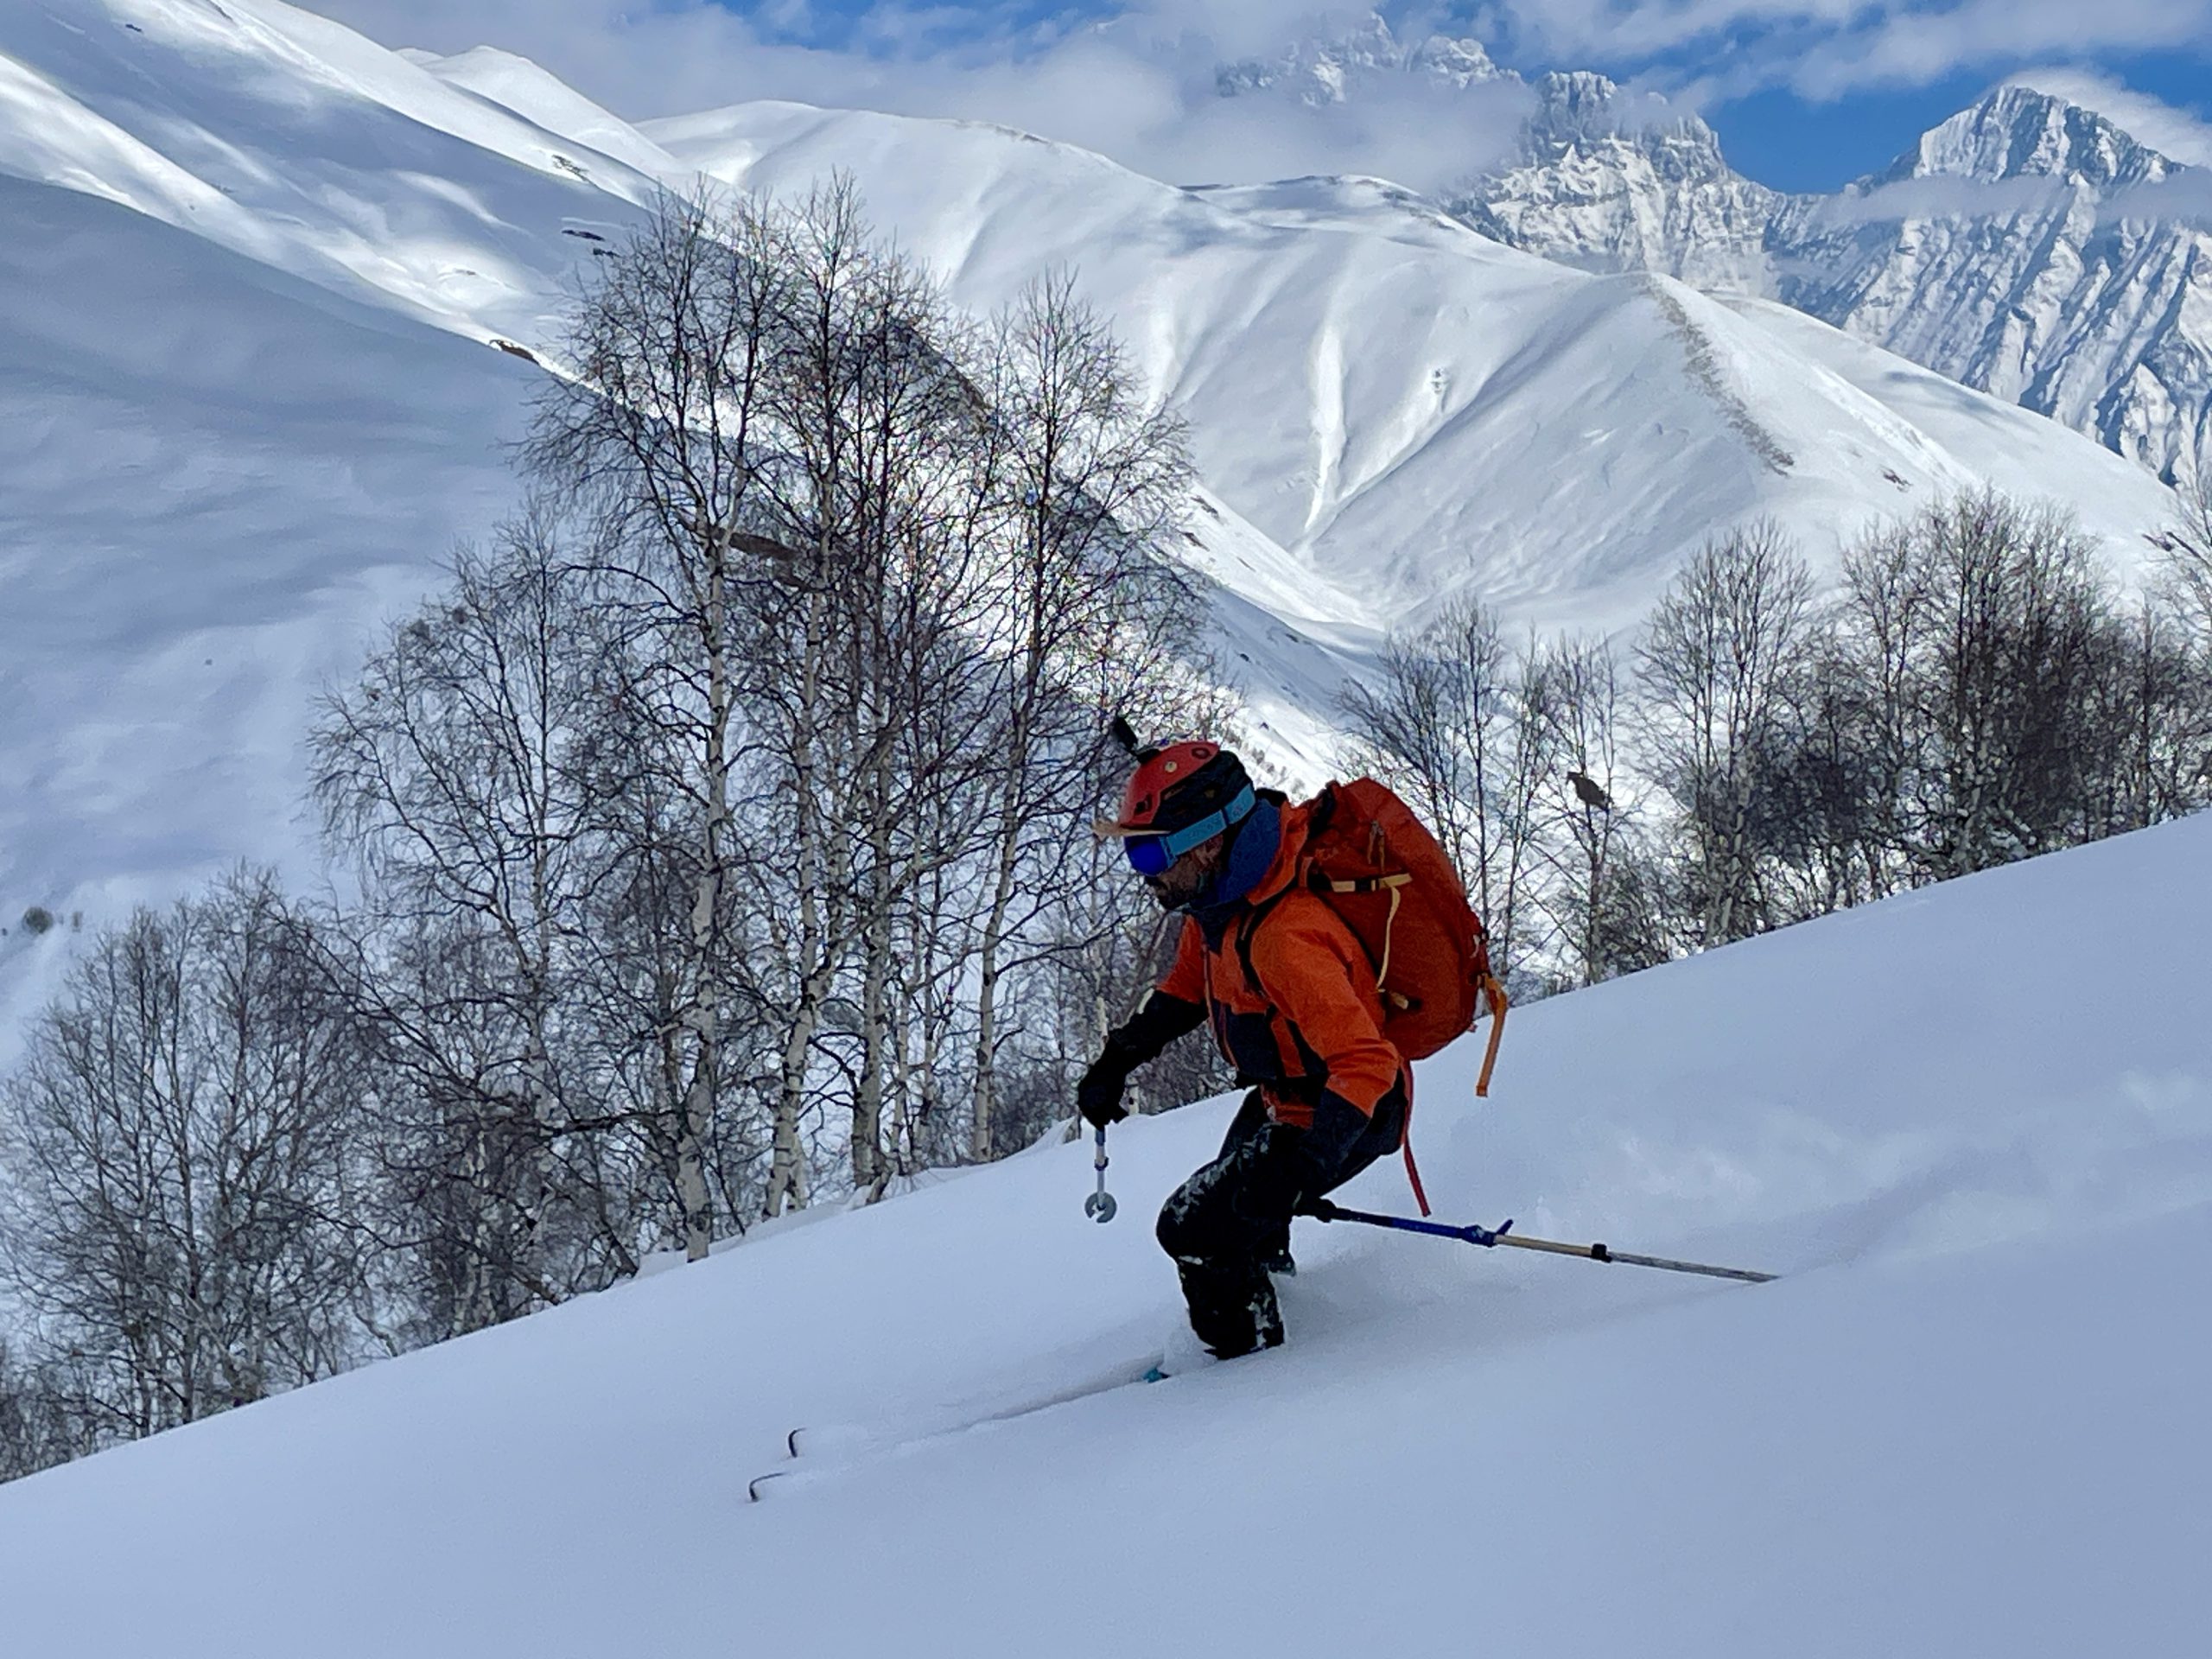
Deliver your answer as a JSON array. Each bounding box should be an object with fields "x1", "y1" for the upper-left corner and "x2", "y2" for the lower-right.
[{"x1": 747, "y1": 1357, "x2": 1170, "y2": 1503}]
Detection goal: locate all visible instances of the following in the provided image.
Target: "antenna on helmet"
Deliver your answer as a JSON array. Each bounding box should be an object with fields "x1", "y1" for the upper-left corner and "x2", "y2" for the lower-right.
[{"x1": 1107, "y1": 715, "x2": 1157, "y2": 761}]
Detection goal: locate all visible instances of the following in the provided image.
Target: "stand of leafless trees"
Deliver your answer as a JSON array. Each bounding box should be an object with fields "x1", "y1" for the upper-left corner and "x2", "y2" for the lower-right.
[
  {"x1": 0, "y1": 873, "x2": 380, "y2": 1462},
  {"x1": 2, "y1": 181, "x2": 1223, "y2": 1479},
  {"x1": 1341, "y1": 492, "x2": 2212, "y2": 994}
]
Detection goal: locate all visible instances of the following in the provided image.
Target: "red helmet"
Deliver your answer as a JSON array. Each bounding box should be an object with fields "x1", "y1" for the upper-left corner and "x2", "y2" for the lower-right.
[{"x1": 1096, "y1": 739, "x2": 1254, "y2": 846}]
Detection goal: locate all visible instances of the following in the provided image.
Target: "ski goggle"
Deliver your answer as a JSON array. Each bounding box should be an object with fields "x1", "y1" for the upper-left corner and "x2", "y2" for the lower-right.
[
  {"x1": 1119, "y1": 785, "x2": 1255, "y2": 879},
  {"x1": 1123, "y1": 835, "x2": 1178, "y2": 878}
]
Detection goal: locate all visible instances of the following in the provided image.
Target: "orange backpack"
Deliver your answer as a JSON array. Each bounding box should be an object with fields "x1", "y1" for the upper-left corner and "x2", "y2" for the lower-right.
[{"x1": 1297, "y1": 779, "x2": 1508, "y2": 1096}]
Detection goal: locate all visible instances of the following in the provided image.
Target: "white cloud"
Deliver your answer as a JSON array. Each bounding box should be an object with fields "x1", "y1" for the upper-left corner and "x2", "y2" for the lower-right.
[
  {"x1": 285, "y1": 0, "x2": 2212, "y2": 197},
  {"x1": 2100, "y1": 172, "x2": 2212, "y2": 232},
  {"x1": 301, "y1": 0, "x2": 1533, "y2": 192},
  {"x1": 1786, "y1": 0, "x2": 2212, "y2": 100},
  {"x1": 1487, "y1": 0, "x2": 1878, "y2": 67},
  {"x1": 1808, "y1": 172, "x2": 2072, "y2": 226},
  {"x1": 1473, "y1": 0, "x2": 2212, "y2": 110}
]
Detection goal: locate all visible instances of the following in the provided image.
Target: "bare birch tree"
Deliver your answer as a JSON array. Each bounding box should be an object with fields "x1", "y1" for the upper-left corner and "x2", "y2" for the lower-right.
[
  {"x1": 310, "y1": 512, "x2": 613, "y2": 1330},
  {"x1": 0, "y1": 873, "x2": 373, "y2": 1440},
  {"x1": 524, "y1": 186, "x2": 801, "y2": 1245},
  {"x1": 2075, "y1": 600, "x2": 2212, "y2": 839},
  {"x1": 1338, "y1": 595, "x2": 1506, "y2": 913},
  {"x1": 1531, "y1": 633, "x2": 1659, "y2": 988},
  {"x1": 1838, "y1": 494, "x2": 2112, "y2": 880},
  {"x1": 963, "y1": 270, "x2": 1198, "y2": 1161},
  {"x1": 1338, "y1": 601, "x2": 1554, "y2": 986},
  {"x1": 1635, "y1": 521, "x2": 1818, "y2": 946},
  {"x1": 2153, "y1": 466, "x2": 2212, "y2": 645}
]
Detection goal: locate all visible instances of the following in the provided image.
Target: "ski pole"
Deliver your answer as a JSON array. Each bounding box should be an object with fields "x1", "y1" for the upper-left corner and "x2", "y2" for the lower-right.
[
  {"x1": 1084, "y1": 1126, "x2": 1118, "y2": 1224},
  {"x1": 1301, "y1": 1198, "x2": 1776, "y2": 1284},
  {"x1": 1078, "y1": 911, "x2": 1176, "y2": 1225}
]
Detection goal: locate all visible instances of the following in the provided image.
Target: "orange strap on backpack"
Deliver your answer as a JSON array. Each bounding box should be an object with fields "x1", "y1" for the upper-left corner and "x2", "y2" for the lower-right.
[
  {"x1": 1398, "y1": 971, "x2": 1508, "y2": 1217},
  {"x1": 1402, "y1": 1134, "x2": 1433, "y2": 1217}
]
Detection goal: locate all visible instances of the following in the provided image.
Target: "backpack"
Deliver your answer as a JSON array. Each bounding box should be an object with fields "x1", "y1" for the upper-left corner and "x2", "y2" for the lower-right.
[{"x1": 1297, "y1": 779, "x2": 1508, "y2": 1096}]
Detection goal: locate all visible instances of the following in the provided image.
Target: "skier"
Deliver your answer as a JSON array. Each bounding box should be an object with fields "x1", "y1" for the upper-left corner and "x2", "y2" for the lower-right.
[{"x1": 1082, "y1": 738, "x2": 1411, "y2": 1358}]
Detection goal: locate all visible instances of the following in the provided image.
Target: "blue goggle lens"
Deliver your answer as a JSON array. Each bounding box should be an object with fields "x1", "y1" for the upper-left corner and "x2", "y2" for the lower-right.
[{"x1": 1124, "y1": 836, "x2": 1175, "y2": 877}]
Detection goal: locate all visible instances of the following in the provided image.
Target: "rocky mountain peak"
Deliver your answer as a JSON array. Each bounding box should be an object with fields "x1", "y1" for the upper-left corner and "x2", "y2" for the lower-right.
[
  {"x1": 1214, "y1": 11, "x2": 1502, "y2": 105},
  {"x1": 1452, "y1": 69, "x2": 1777, "y2": 292},
  {"x1": 1450, "y1": 70, "x2": 2208, "y2": 487},
  {"x1": 1890, "y1": 84, "x2": 2178, "y2": 192},
  {"x1": 1517, "y1": 70, "x2": 1734, "y2": 183}
]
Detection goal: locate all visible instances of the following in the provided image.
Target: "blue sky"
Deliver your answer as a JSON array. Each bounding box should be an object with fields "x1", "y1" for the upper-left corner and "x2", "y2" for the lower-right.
[
  {"x1": 1702, "y1": 56, "x2": 2212, "y2": 191},
  {"x1": 320, "y1": 0, "x2": 2212, "y2": 192},
  {"x1": 703, "y1": 0, "x2": 2212, "y2": 190}
]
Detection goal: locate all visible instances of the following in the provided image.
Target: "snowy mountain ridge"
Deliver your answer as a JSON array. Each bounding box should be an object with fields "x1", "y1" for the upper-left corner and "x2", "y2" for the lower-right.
[
  {"x1": 1207, "y1": 14, "x2": 2209, "y2": 486},
  {"x1": 1450, "y1": 73, "x2": 2212, "y2": 486},
  {"x1": 1214, "y1": 11, "x2": 1510, "y2": 104}
]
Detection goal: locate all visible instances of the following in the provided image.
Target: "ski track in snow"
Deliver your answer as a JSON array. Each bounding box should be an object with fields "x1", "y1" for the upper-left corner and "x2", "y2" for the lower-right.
[{"x1": 747, "y1": 1355, "x2": 1170, "y2": 1500}]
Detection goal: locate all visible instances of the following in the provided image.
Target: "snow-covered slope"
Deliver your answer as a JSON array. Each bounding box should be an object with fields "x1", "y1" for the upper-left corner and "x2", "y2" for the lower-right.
[
  {"x1": 1, "y1": 803, "x2": 2204, "y2": 1656},
  {"x1": 647, "y1": 99, "x2": 2180, "y2": 630},
  {"x1": 0, "y1": 168, "x2": 535, "y2": 1052},
  {"x1": 402, "y1": 44, "x2": 683, "y2": 181},
  {"x1": 0, "y1": 0, "x2": 629, "y2": 1046},
  {"x1": 0, "y1": 0, "x2": 2186, "y2": 1026},
  {"x1": 0, "y1": 0, "x2": 658, "y2": 340}
]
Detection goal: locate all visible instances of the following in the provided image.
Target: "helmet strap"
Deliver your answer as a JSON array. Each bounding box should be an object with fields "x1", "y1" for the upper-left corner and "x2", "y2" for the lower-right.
[{"x1": 1152, "y1": 784, "x2": 1256, "y2": 863}]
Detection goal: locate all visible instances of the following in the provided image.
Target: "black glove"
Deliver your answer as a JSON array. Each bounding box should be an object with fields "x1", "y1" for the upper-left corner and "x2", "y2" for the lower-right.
[
  {"x1": 1077, "y1": 1056, "x2": 1131, "y2": 1128},
  {"x1": 1077, "y1": 992, "x2": 1205, "y2": 1129}
]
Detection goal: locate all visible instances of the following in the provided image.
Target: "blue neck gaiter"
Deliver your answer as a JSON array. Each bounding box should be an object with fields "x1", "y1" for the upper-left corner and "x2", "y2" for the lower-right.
[{"x1": 1192, "y1": 796, "x2": 1281, "y2": 930}]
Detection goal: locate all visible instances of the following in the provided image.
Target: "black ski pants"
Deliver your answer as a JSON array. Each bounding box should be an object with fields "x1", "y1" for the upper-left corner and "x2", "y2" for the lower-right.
[{"x1": 1155, "y1": 1082, "x2": 1407, "y2": 1357}]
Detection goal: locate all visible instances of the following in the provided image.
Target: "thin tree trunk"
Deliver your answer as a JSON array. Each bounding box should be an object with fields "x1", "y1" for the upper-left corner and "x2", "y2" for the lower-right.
[
  {"x1": 852, "y1": 814, "x2": 895, "y2": 1193},
  {"x1": 969, "y1": 761, "x2": 1028, "y2": 1164},
  {"x1": 677, "y1": 534, "x2": 735, "y2": 1261}
]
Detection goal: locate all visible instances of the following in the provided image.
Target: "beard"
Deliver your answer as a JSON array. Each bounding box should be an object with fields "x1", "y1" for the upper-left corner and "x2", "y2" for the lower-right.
[{"x1": 1142, "y1": 858, "x2": 1213, "y2": 913}]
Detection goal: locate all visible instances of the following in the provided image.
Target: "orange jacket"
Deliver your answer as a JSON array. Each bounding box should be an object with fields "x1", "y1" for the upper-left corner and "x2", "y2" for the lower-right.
[{"x1": 1155, "y1": 798, "x2": 1407, "y2": 1141}]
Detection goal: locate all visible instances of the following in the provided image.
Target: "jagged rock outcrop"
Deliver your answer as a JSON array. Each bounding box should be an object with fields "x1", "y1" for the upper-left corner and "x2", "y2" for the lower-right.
[
  {"x1": 1215, "y1": 14, "x2": 1505, "y2": 104},
  {"x1": 1449, "y1": 71, "x2": 1783, "y2": 296}
]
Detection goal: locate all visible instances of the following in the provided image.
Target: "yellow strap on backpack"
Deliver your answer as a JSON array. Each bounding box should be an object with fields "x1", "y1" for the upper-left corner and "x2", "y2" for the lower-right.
[{"x1": 1474, "y1": 972, "x2": 1508, "y2": 1098}]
